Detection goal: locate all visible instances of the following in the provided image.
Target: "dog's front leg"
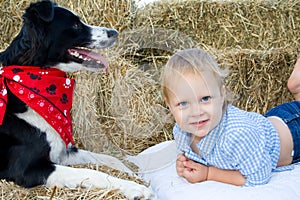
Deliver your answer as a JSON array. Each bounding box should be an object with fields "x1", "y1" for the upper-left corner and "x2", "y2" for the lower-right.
[
  {"x1": 46, "y1": 165, "x2": 153, "y2": 200},
  {"x1": 61, "y1": 149, "x2": 134, "y2": 175}
]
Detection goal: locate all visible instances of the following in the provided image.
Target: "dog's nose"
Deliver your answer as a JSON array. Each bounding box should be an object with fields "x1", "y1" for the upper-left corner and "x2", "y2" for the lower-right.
[{"x1": 107, "y1": 29, "x2": 118, "y2": 38}]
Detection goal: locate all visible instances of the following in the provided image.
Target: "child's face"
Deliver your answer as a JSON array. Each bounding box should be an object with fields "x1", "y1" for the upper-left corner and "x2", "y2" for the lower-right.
[{"x1": 166, "y1": 70, "x2": 225, "y2": 139}]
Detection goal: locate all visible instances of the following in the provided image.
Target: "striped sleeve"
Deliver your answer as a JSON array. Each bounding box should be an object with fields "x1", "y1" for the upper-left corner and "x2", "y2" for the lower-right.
[{"x1": 221, "y1": 126, "x2": 273, "y2": 186}]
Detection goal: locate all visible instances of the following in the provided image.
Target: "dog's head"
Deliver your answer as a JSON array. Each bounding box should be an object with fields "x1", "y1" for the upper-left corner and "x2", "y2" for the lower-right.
[{"x1": 0, "y1": 0, "x2": 118, "y2": 72}]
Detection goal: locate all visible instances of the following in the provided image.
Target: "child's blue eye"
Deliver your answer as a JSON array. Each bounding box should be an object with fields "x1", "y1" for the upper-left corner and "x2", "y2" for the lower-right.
[
  {"x1": 201, "y1": 96, "x2": 211, "y2": 102},
  {"x1": 178, "y1": 101, "x2": 188, "y2": 107}
]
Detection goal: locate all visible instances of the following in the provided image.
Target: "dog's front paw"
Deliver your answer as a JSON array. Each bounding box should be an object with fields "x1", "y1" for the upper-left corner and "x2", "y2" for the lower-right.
[{"x1": 117, "y1": 180, "x2": 153, "y2": 200}]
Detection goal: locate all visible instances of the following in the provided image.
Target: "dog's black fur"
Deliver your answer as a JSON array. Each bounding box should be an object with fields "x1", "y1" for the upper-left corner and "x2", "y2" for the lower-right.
[{"x1": 0, "y1": 1, "x2": 151, "y2": 199}]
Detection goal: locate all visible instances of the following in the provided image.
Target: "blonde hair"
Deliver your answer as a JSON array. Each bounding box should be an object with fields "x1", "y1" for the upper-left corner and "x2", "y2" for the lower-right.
[{"x1": 161, "y1": 48, "x2": 235, "y2": 108}]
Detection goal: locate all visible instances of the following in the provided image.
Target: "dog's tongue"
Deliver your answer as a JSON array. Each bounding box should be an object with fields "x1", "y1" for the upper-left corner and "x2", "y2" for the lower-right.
[
  {"x1": 86, "y1": 50, "x2": 109, "y2": 69},
  {"x1": 70, "y1": 48, "x2": 109, "y2": 72}
]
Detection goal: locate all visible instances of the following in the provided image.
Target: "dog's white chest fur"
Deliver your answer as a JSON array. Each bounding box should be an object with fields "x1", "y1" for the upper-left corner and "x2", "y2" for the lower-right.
[{"x1": 16, "y1": 107, "x2": 67, "y2": 163}]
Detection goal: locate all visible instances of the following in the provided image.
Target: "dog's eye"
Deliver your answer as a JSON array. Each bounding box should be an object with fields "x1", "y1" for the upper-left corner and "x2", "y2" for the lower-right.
[{"x1": 73, "y1": 22, "x2": 82, "y2": 30}]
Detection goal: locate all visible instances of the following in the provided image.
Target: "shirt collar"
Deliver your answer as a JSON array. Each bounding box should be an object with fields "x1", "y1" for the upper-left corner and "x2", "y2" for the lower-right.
[{"x1": 196, "y1": 109, "x2": 226, "y2": 157}]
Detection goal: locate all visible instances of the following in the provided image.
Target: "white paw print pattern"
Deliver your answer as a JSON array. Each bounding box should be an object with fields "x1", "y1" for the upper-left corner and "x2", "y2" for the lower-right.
[
  {"x1": 63, "y1": 78, "x2": 72, "y2": 88},
  {"x1": 13, "y1": 75, "x2": 22, "y2": 83},
  {"x1": 39, "y1": 71, "x2": 49, "y2": 75},
  {"x1": 1, "y1": 88, "x2": 7, "y2": 96},
  {"x1": 48, "y1": 105, "x2": 54, "y2": 113},
  {"x1": 50, "y1": 120, "x2": 56, "y2": 126},
  {"x1": 28, "y1": 93, "x2": 35, "y2": 99},
  {"x1": 37, "y1": 100, "x2": 45, "y2": 107},
  {"x1": 18, "y1": 88, "x2": 24, "y2": 95},
  {"x1": 56, "y1": 113, "x2": 62, "y2": 120},
  {"x1": 58, "y1": 127, "x2": 63, "y2": 133},
  {"x1": 63, "y1": 118, "x2": 68, "y2": 125},
  {"x1": 0, "y1": 87, "x2": 7, "y2": 108}
]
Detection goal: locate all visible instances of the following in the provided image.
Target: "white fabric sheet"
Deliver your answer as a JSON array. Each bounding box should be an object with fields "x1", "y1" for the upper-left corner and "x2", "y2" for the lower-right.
[{"x1": 128, "y1": 140, "x2": 300, "y2": 200}]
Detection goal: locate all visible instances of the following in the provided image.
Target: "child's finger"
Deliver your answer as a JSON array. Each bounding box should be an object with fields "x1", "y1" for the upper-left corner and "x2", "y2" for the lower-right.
[
  {"x1": 184, "y1": 159, "x2": 199, "y2": 169},
  {"x1": 177, "y1": 154, "x2": 187, "y2": 161}
]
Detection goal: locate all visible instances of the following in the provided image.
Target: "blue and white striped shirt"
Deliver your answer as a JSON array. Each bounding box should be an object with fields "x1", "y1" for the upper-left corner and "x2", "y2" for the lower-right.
[{"x1": 173, "y1": 104, "x2": 292, "y2": 186}]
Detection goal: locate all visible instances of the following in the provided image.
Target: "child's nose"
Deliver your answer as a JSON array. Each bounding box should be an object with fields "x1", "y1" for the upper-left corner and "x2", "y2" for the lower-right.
[{"x1": 190, "y1": 103, "x2": 204, "y2": 116}]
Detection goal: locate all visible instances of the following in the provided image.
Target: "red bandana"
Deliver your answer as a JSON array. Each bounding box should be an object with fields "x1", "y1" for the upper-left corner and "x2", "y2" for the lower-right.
[{"x1": 0, "y1": 65, "x2": 75, "y2": 148}]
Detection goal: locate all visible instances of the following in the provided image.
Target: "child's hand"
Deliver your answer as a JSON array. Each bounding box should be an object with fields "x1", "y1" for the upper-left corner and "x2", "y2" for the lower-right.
[{"x1": 176, "y1": 154, "x2": 208, "y2": 183}]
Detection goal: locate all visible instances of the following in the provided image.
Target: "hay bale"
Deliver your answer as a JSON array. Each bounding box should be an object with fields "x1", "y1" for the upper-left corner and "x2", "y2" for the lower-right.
[
  {"x1": 133, "y1": 0, "x2": 300, "y2": 50},
  {"x1": 72, "y1": 55, "x2": 174, "y2": 156},
  {"x1": 216, "y1": 47, "x2": 296, "y2": 113}
]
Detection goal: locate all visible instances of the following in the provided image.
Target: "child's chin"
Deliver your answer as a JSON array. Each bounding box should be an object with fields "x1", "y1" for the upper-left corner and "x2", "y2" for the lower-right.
[{"x1": 192, "y1": 129, "x2": 209, "y2": 138}]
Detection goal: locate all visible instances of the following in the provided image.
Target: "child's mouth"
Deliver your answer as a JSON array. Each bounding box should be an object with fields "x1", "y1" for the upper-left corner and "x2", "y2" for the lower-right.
[{"x1": 191, "y1": 119, "x2": 209, "y2": 128}]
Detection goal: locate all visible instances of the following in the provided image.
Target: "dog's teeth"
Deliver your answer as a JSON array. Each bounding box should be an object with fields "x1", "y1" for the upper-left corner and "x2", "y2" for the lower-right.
[
  {"x1": 70, "y1": 51, "x2": 78, "y2": 57},
  {"x1": 70, "y1": 50, "x2": 86, "y2": 60},
  {"x1": 97, "y1": 61, "x2": 102, "y2": 64}
]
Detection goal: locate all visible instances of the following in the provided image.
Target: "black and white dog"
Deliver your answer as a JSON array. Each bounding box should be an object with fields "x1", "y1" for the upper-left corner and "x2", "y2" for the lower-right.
[{"x1": 0, "y1": 0, "x2": 152, "y2": 199}]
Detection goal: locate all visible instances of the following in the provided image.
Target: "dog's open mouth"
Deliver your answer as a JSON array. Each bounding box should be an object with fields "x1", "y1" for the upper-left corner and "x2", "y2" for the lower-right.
[{"x1": 68, "y1": 48, "x2": 109, "y2": 72}]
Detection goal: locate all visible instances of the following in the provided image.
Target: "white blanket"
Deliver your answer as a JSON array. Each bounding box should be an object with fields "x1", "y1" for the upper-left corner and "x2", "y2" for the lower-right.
[{"x1": 128, "y1": 140, "x2": 300, "y2": 200}]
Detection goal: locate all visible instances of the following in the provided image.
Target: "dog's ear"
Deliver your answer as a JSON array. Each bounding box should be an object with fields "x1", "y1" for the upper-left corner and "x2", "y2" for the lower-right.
[{"x1": 24, "y1": 0, "x2": 56, "y2": 23}]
